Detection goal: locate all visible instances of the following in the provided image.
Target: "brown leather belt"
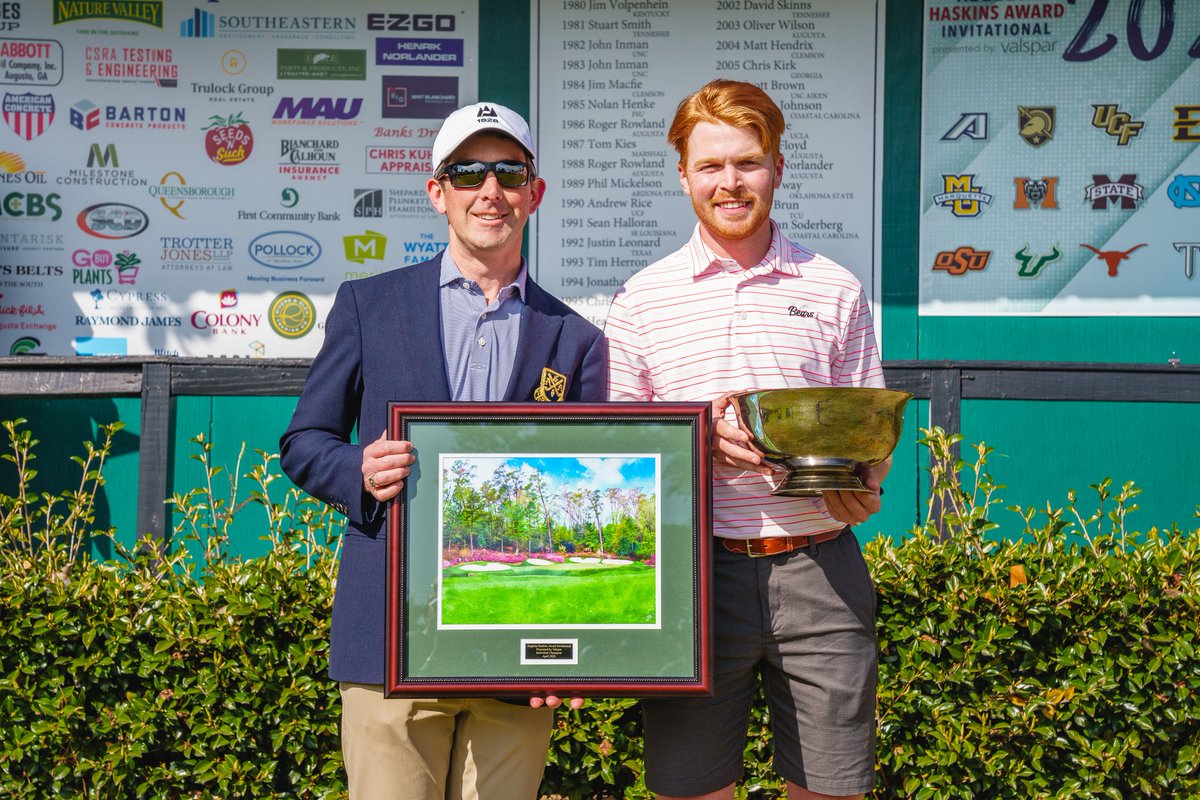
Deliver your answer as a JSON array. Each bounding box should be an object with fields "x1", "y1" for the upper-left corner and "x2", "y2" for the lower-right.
[{"x1": 720, "y1": 527, "x2": 847, "y2": 558}]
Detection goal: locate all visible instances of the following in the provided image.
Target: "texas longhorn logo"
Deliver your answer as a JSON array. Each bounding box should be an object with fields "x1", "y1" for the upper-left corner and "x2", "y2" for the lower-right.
[
  {"x1": 1014, "y1": 177, "x2": 1058, "y2": 210},
  {"x1": 1018, "y1": 106, "x2": 1054, "y2": 147},
  {"x1": 1091, "y1": 104, "x2": 1144, "y2": 145},
  {"x1": 1014, "y1": 244, "x2": 1062, "y2": 277},
  {"x1": 1080, "y1": 243, "x2": 1146, "y2": 277},
  {"x1": 933, "y1": 174, "x2": 992, "y2": 217}
]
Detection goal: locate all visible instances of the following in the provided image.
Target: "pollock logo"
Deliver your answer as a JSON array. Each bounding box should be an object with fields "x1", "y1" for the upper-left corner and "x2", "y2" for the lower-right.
[
  {"x1": 269, "y1": 291, "x2": 315, "y2": 338},
  {"x1": 249, "y1": 230, "x2": 320, "y2": 269}
]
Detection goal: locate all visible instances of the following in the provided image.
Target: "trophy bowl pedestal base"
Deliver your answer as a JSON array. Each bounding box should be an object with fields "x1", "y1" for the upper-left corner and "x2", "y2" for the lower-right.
[{"x1": 768, "y1": 457, "x2": 870, "y2": 497}]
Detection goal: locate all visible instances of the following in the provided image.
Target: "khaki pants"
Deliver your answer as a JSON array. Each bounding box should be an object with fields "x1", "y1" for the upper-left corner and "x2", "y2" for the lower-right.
[{"x1": 339, "y1": 683, "x2": 554, "y2": 800}]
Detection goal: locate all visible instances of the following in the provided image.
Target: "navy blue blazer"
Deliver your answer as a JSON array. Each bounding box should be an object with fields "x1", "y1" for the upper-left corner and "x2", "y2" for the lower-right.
[{"x1": 280, "y1": 254, "x2": 607, "y2": 683}]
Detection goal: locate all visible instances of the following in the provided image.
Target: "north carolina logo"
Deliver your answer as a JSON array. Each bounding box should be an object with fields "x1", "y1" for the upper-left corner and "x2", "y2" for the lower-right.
[
  {"x1": 1167, "y1": 175, "x2": 1200, "y2": 209},
  {"x1": 1014, "y1": 244, "x2": 1062, "y2": 277},
  {"x1": 1014, "y1": 177, "x2": 1058, "y2": 210},
  {"x1": 1018, "y1": 106, "x2": 1054, "y2": 147},
  {"x1": 933, "y1": 174, "x2": 992, "y2": 217},
  {"x1": 533, "y1": 367, "x2": 567, "y2": 402}
]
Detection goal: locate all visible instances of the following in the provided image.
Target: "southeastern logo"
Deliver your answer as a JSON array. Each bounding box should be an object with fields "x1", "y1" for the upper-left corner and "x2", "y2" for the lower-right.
[
  {"x1": 933, "y1": 174, "x2": 991, "y2": 217},
  {"x1": 1018, "y1": 106, "x2": 1054, "y2": 147},
  {"x1": 343, "y1": 230, "x2": 386, "y2": 263},
  {"x1": 932, "y1": 246, "x2": 990, "y2": 275},
  {"x1": 77, "y1": 203, "x2": 148, "y2": 239},
  {"x1": 1091, "y1": 104, "x2": 1144, "y2": 145},
  {"x1": 53, "y1": 0, "x2": 163, "y2": 27},
  {"x1": 249, "y1": 230, "x2": 320, "y2": 269},
  {"x1": 269, "y1": 291, "x2": 315, "y2": 338}
]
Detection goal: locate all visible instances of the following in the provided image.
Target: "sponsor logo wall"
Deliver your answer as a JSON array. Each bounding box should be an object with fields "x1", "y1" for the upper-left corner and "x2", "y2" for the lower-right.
[
  {"x1": 920, "y1": 1, "x2": 1200, "y2": 315},
  {"x1": 0, "y1": 1, "x2": 478, "y2": 356}
]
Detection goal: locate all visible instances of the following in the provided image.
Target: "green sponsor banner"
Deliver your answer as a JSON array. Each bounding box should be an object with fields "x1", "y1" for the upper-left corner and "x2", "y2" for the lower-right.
[
  {"x1": 276, "y1": 49, "x2": 367, "y2": 81},
  {"x1": 52, "y1": 0, "x2": 163, "y2": 27}
]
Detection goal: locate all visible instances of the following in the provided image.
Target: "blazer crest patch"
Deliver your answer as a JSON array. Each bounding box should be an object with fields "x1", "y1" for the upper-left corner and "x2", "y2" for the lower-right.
[{"x1": 533, "y1": 367, "x2": 567, "y2": 402}]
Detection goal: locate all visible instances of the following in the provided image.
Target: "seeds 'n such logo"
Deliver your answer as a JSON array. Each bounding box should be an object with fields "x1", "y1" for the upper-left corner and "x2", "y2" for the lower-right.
[
  {"x1": 1013, "y1": 177, "x2": 1058, "y2": 210},
  {"x1": 1018, "y1": 106, "x2": 1054, "y2": 147},
  {"x1": 1014, "y1": 244, "x2": 1062, "y2": 277},
  {"x1": 1080, "y1": 243, "x2": 1146, "y2": 277},
  {"x1": 203, "y1": 112, "x2": 253, "y2": 166},
  {"x1": 933, "y1": 174, "x2": 992, "y2": 217},
  {"x1": 932, "y1": 247, "x2": 990, "y2": 276},
  {"x1": 1091, "y1": 104, "x2": 1144, "y2": 145}
]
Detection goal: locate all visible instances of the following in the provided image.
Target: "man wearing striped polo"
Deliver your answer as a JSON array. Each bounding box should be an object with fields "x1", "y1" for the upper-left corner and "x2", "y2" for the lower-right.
[{"x1": 605, "y1": 79, "x2": 886, "y2": 800}]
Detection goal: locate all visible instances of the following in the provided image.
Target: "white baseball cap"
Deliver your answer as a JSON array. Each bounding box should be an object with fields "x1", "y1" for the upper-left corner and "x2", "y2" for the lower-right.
[{"x1": 431, "y1": 102, "x2": 536, "y2": 173}]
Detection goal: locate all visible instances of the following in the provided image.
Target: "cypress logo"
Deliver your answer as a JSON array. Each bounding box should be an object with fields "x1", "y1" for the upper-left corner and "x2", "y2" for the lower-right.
[
  {"x1": 1085, "y1": 174, "x2": 1143, "y2": 210},
  {"x1": 53, "y1": 0, "x2": 163, "y2": 28},
  {"x1": 1080, "y1": 243, "x2": 1146, "y2": 277},
  {"x1": 933, "y1": 246, "x2": 990, "y2": 275},
  {"x1": 269, "y1": 291, "x2": 315, "y2": 339},
  {"x1": 1013, "y1": 177, "x2": 1058, "y2": 210},
  {"x1": 933, "y1": 175, "x2": 992, "y2": 217},
  {"x1": 1091, "y1": 104, "x2": 1144, "y2": 145},
  {"x1": 940, "y1": 112, "x2": 987, "y2": 142},
  {"x1": 1017, "y1": 106, "x2": 1054, "y2": 147},
  {"x1": 1014, "y1": 244, "x2": 1061, "y2": 277}
]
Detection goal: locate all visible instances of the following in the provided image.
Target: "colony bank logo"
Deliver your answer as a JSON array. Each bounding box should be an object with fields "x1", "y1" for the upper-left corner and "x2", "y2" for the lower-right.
[
  {"x1": 1080, "y1": 243, "x2": 1146, "y2": 277},
  {"x1": 940, "y1": 112, "x2": 987, "y2": 142},
  {"x1": 1084, "y1": 174, "x2": 1143, "y2": 210},
  {"x1": 191, "y1": 292, "x2": 262, "y2": 335},
  {"x1": 1091, "y1": 104, "x2": 1144, "y2": 145},
  {"x1": 1013, "y1": 177, "x2": 1058, "y2": 210},
  {"x1": 0, "y1": 38, "x2": 64, "y2": 86},
  {"x1": 932, "y1": 246, "x2": 990, "y2": 276},
  {"x1": 249, "y1": 230, "x2": 320, "y2": 269},
  {"x1": 2, "y1": 91, "x2": 52, "y2": 140},
  {"x1": 77, "y1": 202, "x2": 148, "y2": 239},
  {"x1": 933, "y1": 174, "x2": 991, "y2": 217},
  {"x1": 1014, "y1": 244, "x2": 1061, "y2": 277},
  {"x1": 272, "y1": 96, "x2": 362, "y2": 125},
  {"x1": 53, "y1": 0, "x2": 163, "y2": 28}
]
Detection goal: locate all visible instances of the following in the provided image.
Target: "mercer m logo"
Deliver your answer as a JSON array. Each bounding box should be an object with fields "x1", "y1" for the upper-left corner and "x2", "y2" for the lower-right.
[
  {"x1": 933, "y1": 174, "x2": 992, "y2": 217},
  {"x1": 1014, "y1": 177, "x2": 1058, "y2": 210},
  {"x1": 1014, "y1": 244, "x2": 1061, "y2": 277},
  {"x1": 1091, "y1": 104, "x2": 1144, "y2": 145},
  {"x1": 933, "y1": 247, "x2": 990, "y2": 276},
  {"x1": 1085, "y1": 174, "x2": 1143, "y2": 210},
  {"x1": 87, "y1": 144, "x2": 118, "y2": 168},
  {"x1": 273, "y1": 97, "x2": 363, "y2": 121},
  {"x1": 343, "y1": 230, "x2": 386, "y2": 263},
  {"x1": 941, "y1": 113, "x2": 988, "y2": 141},
  {"x1": 1081, "y1": 243, "x2": 1146, "y2": 277}
]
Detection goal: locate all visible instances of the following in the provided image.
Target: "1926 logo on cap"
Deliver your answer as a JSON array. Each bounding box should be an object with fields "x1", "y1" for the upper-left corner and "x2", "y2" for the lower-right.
[{"x1": 476, "y1": 104, "x2": 499, "y2": 123}]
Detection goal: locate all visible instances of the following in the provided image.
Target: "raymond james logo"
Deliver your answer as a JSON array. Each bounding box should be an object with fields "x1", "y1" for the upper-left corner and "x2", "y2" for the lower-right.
[
  {"x1": 366, "y1": 13, "x2": 455, "y2": 32},
  {"x1": 273, "y1": 96, "x2": 361, "y2": 125},
  {"x1": 1085, "y1": 174, "x2": 1143, "y2": 210},
  {"x1": 2, "y1": 90, "x2": 52, "y2": 139},
  {"x1": 0, "y1": 37, "x2": 64, "y2": 86},
  {"x1": 1080, "y1": 243, "x2": 1146, "y2": 277},
  {"x1": 933, "y1": 174, "x2": 992, "y2": 217},
  {"x1": 1014, "y1": 244, "x2": 1061, "y2": 278},
  {"x1": 375, "y1": 37, "x2": 462, "y2": 68},
  {"x1": 249, "y1": 230, "x2": 320, "y2": 269},
  {"x1": 1091, "y1": 104, "x2": 1144, "y2": 145},
  {"x1": 933, "y1": 246, "x2": 990, "y2": 275},
  {"x1": 1167, "y1": 175, "x2": 1200, "y2": 209},
  {"x1": 53, "y1": 0, "x2": 164, "y2": 28},
  {"x1": 77, "y1": 202, "x2": 148, "y2": 239},
  {"x1": 277, "y1": 49, "x2": 366, "y2": 81},
  {"x1": 786, "y1": 305, "x2": 815, "y2": 318},
  {"x1": 1018, "y1": 106, "x2": 1054, "y2": 147},
  {"x1": 1013, "y1": 177, "x2": 1058, "y2": 210},
  {"x1": 1173, "y1": 105, "x2": 1200, "y2": 142},
  {"x1": 940, "y1": 112, "x2": 987, "y2": 142}
]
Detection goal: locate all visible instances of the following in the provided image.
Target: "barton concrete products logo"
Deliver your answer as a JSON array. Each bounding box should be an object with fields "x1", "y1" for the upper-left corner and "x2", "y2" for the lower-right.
[
  {"x1": 83, "y1": 43, "x2": 177, "y2": 86},
  {"x1": 1175, "y1": 243, "x2": 1200, "y2": 279},
  {"x1": 277, "y1": 48, "x2": 366, "y2": 80},
  {"x1": 149, "y1": 171, "x2": 236, "y2": 219},
  {"x1": 54, "y1": 0, "x2": 163, "y2": 27},
  {"x1": 269, "y1": 291, "x2": 315, "y2": 338},
  {"x1": 103, "y1": 102, "x2": 185, "y2": 129},
  {"x1": 940, "y1": 112, "x2": 987, "y2": 142},
  {"x1": 1014, "y1": 244, "x2": 1062, "y2": 277},
  {"x1": 272, "y1": 96, "x2": 362, "y2": 125},
  {"x1": 1167, "y1": 175, "x2": 1200, "y2": 209},
  {"x1": 1017, "y1": 106, "x2": 1054, "y2": 147},
  {"x1": 932, "y1": 246, "x2": 990, "y2": 276},
  {"x1": 77, "y1": 202, "x2": 148, "y2": 239},
  {"x1": 365, "y1": 145, "x2": 430, "y2": 174},
  {"x1": 0, "y1": 191, "x2": 61, "y2": 220},
  {"x1": 280, "y1": 138, "x2": 339, "y2": 180},
  {"x1": 2, "y1": 90, "x2": 51, "y2": 139},
  {"x1": 70, "y1": 99, "x2": 98, "y2": 129},
  {"x1": 1084, "y1": 174, "x2": 1143, "y2": 210},
  {"x1": 343, "y1": 230, "x2": 386, "y2": 264},
  {"x1": 1080, "y1": 242, "x2": 1146, "y2": 277},
  {"x1": 203, "y1": 112, "x2": 252, "y2": 165},
  {"x1": 249, "y1": 230, "x2": 320, "y2": 269},
  {"x1": 1013, "y1": 177, "x2": 1058, "y2": 210},
  {"x1": 1173, "y1": 105, "x2": 1200, "y2": 142},
  {"x1": 381, "y1": 75, "x2": 457, "y2": 119},
  {"x1": 375, "y1": 38, "x2": 463, "y2": 68},
  {"x1": 366, "y1": 13, "x2": 455, "y2": 31},
  {"x1": 933, "y1": 175, "x2": 992, "y2": 217},
  {"x1": 0, "y1": 38, "x2": 63, "y2": 86},
  {"x1": 1091, "y1": 104, "x2": 1144, "y2": 145}
]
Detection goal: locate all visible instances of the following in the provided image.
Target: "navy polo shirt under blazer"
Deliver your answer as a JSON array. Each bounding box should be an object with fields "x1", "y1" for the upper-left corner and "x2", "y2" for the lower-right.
[{"x1": 280, "y1": 254, "x2": 608, "y2": 684}]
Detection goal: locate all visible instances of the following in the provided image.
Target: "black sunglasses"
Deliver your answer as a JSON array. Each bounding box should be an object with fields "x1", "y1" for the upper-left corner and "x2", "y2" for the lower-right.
[{"x1": 436, "y1": 159, "x2": 532, "y2": 188}]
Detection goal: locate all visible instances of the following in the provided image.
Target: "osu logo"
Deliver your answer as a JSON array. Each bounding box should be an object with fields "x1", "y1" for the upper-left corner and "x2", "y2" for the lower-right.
[
  {"x1": 1014, "y1": 244, "x2": 1062, "y2": 277},
  {"x1": 932, "y1": 247, "x2": 990, "y2": 275},
  {"x1": 933, "y1": 175, "x2": 992, "y2": 217},
  {"x1": 1091, "y1": 104, "x2": 1144, "y2": 145},
  {"x1": 1013, "y1": 177, "x2": 1058, "y2": 210},
  {"x1": 1167, "y1": 175, "x2": 1200, "y2": 209},
  {"x1": 1018, "y1": 106, "x2": 1054, "y2": 147}
]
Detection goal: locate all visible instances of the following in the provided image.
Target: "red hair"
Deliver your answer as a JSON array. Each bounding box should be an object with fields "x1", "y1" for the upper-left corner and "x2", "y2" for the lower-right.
[{"x1": 667, "y1": 79, "x2": 785, "y2": 164}]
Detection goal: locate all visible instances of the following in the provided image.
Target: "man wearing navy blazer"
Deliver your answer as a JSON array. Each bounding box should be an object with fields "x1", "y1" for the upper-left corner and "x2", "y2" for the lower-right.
[{"x1": 281, "y1": 102, "x2": 605, "y2": 800}]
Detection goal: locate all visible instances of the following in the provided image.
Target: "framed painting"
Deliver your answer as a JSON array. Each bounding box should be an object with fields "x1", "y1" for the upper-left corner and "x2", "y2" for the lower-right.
[{"x1": 385, "y1": 402, "x2": 712, "y2": 698}]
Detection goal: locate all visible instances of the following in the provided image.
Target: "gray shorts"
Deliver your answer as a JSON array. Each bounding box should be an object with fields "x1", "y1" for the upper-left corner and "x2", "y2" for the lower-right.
[{"x1": 641, "y1": 529, "x2": 877, "y2": 796}]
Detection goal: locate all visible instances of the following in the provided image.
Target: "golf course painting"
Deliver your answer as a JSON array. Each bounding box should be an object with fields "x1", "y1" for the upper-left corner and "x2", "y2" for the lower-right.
[{"x1": 437, "y1": 453, "x2": 661, "y2": 629}]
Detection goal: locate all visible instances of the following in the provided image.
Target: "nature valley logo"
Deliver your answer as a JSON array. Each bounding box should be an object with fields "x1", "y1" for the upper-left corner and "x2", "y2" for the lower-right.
[{"x1": 53, "y1": 1, "x2": 163, "y2": 28}]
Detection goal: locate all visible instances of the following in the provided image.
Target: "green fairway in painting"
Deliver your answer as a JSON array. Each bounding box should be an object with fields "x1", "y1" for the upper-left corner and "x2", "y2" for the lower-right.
[{"x1": 440, "y1": 563, "x2": 656, "y2": 626}]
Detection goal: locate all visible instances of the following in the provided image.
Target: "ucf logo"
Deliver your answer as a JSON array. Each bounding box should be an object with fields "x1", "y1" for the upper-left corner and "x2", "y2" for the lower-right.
[
  {"x1": 1018, "y1": 106, "x2": 1055, "y2": 147},
  {"x1": 1013, "y1": 177, "x2": 1058, "y2": 210},
  {"x1": 933, "y1": 174, "x2": 992, "y2": 217},
  {"x1": 533, "y1": 367, "x2": 567, "y2": 402},
  {"x1": 1092, "y1": 104, "x2": 1144, "y2": 145}
]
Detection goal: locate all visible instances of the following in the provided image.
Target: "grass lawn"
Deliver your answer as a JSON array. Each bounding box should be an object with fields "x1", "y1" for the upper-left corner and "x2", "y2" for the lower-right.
[{"x1": 440, "y1": 563, "x2": 656, "y2": 625}]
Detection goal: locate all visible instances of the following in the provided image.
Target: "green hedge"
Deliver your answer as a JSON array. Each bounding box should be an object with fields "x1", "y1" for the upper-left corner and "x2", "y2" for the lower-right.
[{"x1": 1, "y1": 423, "x2": 1197, "y2": 798}]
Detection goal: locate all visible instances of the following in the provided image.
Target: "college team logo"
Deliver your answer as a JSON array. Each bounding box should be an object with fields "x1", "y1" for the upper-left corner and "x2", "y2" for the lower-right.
[
  {"x1": 1080, "y1": 243, "x2": 1146, "y2": 277},
  {"x1": 1167, "y1": 175, "x2": 1200, "y2": 209},
  {"x1": 932, "y1": 246, "x2": 990, "y2": 275},
  {"x1": 1017, "y1": 106, "x2": 1054, "y2": 147},
  {"x1": 1014, "y1": 244, "x2": 1061, "y2": 277},
  {"x1": 1173, "y1": 105, "x2": 1200, "y2": 142},
  {"x1": 940, "y1": 112, "x2": 988, "y2": 142},
  {"x1": 933, "y1": 174, "x2": 992, "y2": 217},
  {"x1": 1084, "y1": 174, "x2": 1143, "y2": 210},
  {"x1": 1174, "y1": 243, "x2": 1200, "y2": 279},
  {"x1": 2, "y1": 91, "x2": 53, "y2": 140},
  {"x1": 1013, "y1": 177, "x2": 1058, "y2": 210},
  {"x1": 1091, "y1": 104, "x2": 1144, "y2": 145}
]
